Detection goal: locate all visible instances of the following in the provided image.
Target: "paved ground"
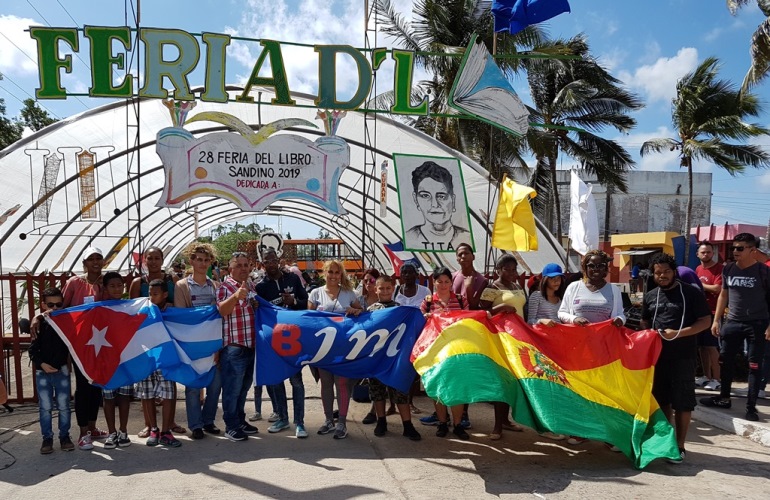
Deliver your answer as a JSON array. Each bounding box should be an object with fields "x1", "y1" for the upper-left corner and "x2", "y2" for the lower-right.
[{"x1": 1, "y1": 373, "x2": 769, "y2": 499}]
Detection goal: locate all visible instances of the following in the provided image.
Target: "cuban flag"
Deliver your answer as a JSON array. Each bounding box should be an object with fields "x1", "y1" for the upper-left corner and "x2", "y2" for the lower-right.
[
  {"x1": 49, "y1": 298, "x2": 223, "y2": 389},
  {"x1": 383, "y1": 242, "x2": 422, "y2": 275},
  {"x1": 255, "y1": 298, "x2": 426, "y2": 393},
  {"x1": 162, "y1": 305, "x2": 223, "y2": 388}
]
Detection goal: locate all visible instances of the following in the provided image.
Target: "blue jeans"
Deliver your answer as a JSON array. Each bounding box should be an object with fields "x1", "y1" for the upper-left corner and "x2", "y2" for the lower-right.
[
  {"x1": 220, "y1": 345, "x2": 255, "y2": 432},
  {"x1": 268, "y1": 370, "x2": 305, "y2": 425},
  {"x1": 185, "y1": 366, "x2": 222, "y2": 430},
  {"x1": 36, "y1": 366, "x2": 71, "y2": 440},
  {"x1": 720, "y1": 318, "x2": 769, "y2": 409}
]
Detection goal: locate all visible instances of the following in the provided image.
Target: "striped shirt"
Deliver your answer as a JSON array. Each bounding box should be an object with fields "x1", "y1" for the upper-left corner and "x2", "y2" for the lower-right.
[
  {"x1": 420, "y1": 292, "x2": 466, "y2": 314},
  {"x1": 216, "y1": 277, "x2": 256, "y2": 348},
  {"x1": 526, "y1": 291, "x2": 561, "y2": 325}
]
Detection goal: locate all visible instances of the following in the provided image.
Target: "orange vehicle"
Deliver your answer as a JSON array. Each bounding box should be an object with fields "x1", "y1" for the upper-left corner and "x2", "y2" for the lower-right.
[{"x1": 276, "y1": 239, "x2": 363, "y2": 274}]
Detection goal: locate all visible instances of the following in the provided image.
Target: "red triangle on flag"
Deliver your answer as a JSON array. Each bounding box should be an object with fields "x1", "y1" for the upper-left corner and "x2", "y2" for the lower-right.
[{"x1": 53, "y1": 306, "x2": 147, "y2": 385}]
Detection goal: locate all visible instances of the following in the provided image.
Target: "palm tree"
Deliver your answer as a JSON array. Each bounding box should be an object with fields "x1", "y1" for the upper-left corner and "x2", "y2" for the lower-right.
[
  {"x1": 640, "y1": 57, "x2": 770, "y2": 263},
  {"x1": 521, "y1": 35, "x2": 643, "y2": 240},
  {"x1": 374, "y1": 0, "x2": 549, "y2": 172},
  {"x1": 727, "y1": 0, "x2": 770, "y2": 89}
]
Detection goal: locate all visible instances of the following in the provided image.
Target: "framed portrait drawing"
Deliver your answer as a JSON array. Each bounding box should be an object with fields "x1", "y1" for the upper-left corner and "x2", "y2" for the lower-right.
[{"x1": 393, "y1": 153, "x2": 475, "y2": 253}]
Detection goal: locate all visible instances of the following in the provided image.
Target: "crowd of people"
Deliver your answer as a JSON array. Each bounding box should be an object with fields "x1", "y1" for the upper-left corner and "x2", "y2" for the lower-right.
[{"x1": 26, "y1": 234, "x2": 770, "y2": 465}]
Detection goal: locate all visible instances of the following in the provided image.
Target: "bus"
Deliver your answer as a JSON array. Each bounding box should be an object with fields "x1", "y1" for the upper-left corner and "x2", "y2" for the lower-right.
[{"x1": 243, "y1": 238, "x2": 364, "y2": 275}]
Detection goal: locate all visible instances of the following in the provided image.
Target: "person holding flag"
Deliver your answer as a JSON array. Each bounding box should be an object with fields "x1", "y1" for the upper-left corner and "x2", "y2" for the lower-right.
[
  {"x1": 216, "y1": 252, "x2": 260, "y2": 442},
  {"x1": 641, "y1": 253, "x2": 711, "y2": 463}
]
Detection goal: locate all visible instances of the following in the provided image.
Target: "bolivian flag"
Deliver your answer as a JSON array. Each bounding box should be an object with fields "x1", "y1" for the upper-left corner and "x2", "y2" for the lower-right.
[{"x1": 412, "y1": 311, "x2": 680, "y2": 469}]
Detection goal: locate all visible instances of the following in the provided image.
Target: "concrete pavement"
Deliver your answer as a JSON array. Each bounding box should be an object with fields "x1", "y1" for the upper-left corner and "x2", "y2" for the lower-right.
[{"x1": 1, "y1": 373, "x2": 770, "y2": 499}]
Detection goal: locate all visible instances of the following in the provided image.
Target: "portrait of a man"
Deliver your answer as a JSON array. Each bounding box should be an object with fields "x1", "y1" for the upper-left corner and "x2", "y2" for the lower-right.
[{"x1": 393, "y1": 155, "x2": 473, "y2": 253}]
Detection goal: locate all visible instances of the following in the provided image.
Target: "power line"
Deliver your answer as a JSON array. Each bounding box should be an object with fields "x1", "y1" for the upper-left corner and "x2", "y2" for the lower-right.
[
  {"x1": 0, "y1": 74, "x2": 61, "y2": 119},
  {"x1": 56, "y1": 0, "x2": 81, "y2": 27}
]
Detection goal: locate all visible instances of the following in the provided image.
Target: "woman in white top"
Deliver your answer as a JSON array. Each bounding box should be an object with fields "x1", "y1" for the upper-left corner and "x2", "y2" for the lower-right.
[
  {"x1": 308, "y1": 260, "x2": 363, "y2": 440},
  {"x1": 527, "y1": 263, "x2": 565, "y2": 326},
  {"x1": 558, "y1": 250, "x2": 625, "y2": 327},
  {"x1": 557, "y1": 250, "x2": 625, "y2": 448},
  {"x1": 394, "y1": 263, "x2": 431, "y2": 308},
  {"x1": 393, "y1": 262, "x2": 431, "y2": 414}
]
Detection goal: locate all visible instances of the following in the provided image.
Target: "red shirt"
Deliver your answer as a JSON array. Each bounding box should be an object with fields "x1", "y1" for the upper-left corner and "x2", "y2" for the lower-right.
[
  {"x1": 62, "y1": 275, "x2": 110, "y2": 307},
  {"x1": 695, "y1": 262, "x2": 723, "y2": 313},
  {"x1": 216, "y1": 277, "x2": 256, "y2": 348}
]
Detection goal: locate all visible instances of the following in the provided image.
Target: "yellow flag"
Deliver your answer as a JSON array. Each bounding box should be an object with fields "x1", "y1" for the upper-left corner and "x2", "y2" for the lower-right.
[{"x1": 491, "y1": 176, "x2": 538, "y2": 251}]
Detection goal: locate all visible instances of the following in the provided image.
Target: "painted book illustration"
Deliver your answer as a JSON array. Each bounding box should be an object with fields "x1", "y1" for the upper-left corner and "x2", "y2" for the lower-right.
[{"x1": 448, "y1": 34, "x2": 530, "y2": 136}]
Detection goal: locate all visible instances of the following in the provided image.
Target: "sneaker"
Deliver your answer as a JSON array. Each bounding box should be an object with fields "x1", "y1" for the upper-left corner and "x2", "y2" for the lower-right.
[
  {"x1": 203, "y1": 424, "x2": 221, "y2": 435},
  {"x1": 268, "y1": 419, "x2": 290, "y2": 433},
  {"x1": 704, "y1": 379, "x2": 721, "y2": 391},
  {"x1": 295, "y1": 424, "x2": 308, "y2": 439},
  {"x1": 40, "y1": 438, "x2": 54, "y2": 455},
  {"x1": 90, "y1": 428, "x2": 110, "y2": 440},
  {"x1": 146, "y1": 428, "x2": 160, "y2": 447},
  {"x1": 732, "y1": 387, "x2": 749, "y2": 397},
  {"x1": 700, "y1": 396, "x2": 731, "y2": 409},
  {"x1": 402, "y1": 422, "x2": 421, "y2": 441},
  {"x1": 241, "y1": 422, "x2": 259, "y2": 434},
  {"x1": 332, "y1": 423, "x2": 348, "y2": 440},
  {"x1": 267, "y1": 412, "x2": 280, "y2": 422},
  {"x1": 453, "y1": 425, "x2": 470, "y2": 440},
  {"x1": 540, "y1": 432, "x2": 567, "y2": 441},
  {"x1": 78, "y1": 432, "x2": 94, "y2": 451},
  {"x1": 104, "y1": 432, "x2": 119, "y2": 449},
  {"x1": 667, "y1": 448, "x2": 685, "y2": 464},
  {"x1": 60, "y1": 436, "x2": 75, "y2": 451},
  {"x1": 746, "y1": 408, "x2": 760, "y2": 421},
  {"x1": 420, "y1": 412, "x2": 440, "y2": 426},
  {"x1": 248, "y1": 412, "x2": 262, "y2": 422},
  {"x1": 695, "y1": 376, "x2": 709, "y2": 387},
  {"x1": 362, "y1": 412, "x2": 377, "y2": 425},
  {"x1": 160, "y1": 431, "x2": 182, "y2": 447},
  {"x1": 191, "y1": 428, "x2": 205, "y2": 440},
  {"x1": 459, "y1": 412, "x2": 472, "y2": 429},
  {"x1": 374, "y1": 418, "x2": 387, "y2": 437},
  {"x1": 436, "y1": 422, "x2": 449, "y2": 438},
  {"x1": 117, "y1": 431, "x2": 131, "y2": 447},
  {"x1": 317, "y1": 420, "x2": 335, "y2": 435},
  {"x1": 225, "y1": 428, "x2": 248, "y2": 442},
  {"x1": 567, "y1": 436, "x2": 587, "y2": 445}
]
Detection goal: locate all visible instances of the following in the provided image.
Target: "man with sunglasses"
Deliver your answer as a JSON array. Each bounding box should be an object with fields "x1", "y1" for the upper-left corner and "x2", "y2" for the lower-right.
[
  {"x1": 29, "y1": 287, "x2": 75, "y2": 454},
  {"x1": 255, "y1": 249, "x2": 309, "y2": 438},
  {"x1": 701, "y1": 233, "x2": 770, "y2": 421}
]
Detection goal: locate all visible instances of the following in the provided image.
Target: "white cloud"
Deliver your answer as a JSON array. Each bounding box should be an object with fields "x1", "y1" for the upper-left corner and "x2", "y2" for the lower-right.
[
  {"x1": 758, "y1": 172, "x2": 770, "y2": 187},
  {"x1": 598, "y1": 47, "x2": 626, "y2": 72},
  {"x1": 616, "y1": 126, "x2": 679, "y2": 171},
  {"x1": 0, "y1": 15, "x2": 42, "y2": 75},
  {"x1": 620, "y1": 47, "x2": 699, "y2": 104}
]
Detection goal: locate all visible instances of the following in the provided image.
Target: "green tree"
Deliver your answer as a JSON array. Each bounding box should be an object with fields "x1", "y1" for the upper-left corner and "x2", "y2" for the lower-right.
[
  {"x1": 317, "y1": 228, "x2": 332, "y2": 240},
  {"x1": 521, "y1": 35, "x2": 643, "y2": 240},
  {"x1": 727, "y1": 0, "x2": 770, "y2": 89},
  {"x1": 640, "y1": 57, "x2": 770, "y2": 263},
  {"x1": 0, "y1": 75, "x2": 23, "y2": 150},
  {"x1": 19, "y1": 98, "x2": 56, "y2": 131}
]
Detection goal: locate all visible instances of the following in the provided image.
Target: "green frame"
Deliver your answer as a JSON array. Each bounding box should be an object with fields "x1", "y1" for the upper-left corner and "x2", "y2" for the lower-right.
[{"x1": 392, "y1": 153, "x2": 475, "y2": 254}]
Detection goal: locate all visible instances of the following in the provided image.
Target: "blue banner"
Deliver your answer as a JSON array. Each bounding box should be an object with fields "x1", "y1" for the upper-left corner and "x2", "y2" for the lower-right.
[{"x1": 254, "y1": 298, "x2": 426, "y2": 393}]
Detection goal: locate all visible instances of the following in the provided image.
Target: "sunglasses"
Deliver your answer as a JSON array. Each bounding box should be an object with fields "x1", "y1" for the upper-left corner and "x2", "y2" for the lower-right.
[
  {"x1": 731, "y1": 245, "x2": 751, "y2": 251},
  {"x1": 45, "y1": 302, "x2": 64, "y2": 308},
  {"x1": 365, "y1": 278, "x2": 376, "y2": 284},
  {"x1": 586, "y1": 263, "x2": 608, "y2": 270}
]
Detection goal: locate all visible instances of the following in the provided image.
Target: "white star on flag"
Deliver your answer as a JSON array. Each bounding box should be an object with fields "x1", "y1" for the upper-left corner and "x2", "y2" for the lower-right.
[{"x1": 86, "y1": 325, "x2": 112, "y2": 356}]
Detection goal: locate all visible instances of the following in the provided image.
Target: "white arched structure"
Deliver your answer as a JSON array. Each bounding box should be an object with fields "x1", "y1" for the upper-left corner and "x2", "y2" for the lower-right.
[{"x1": 0, "y1": 87, "x2": 565, "y2": 275}]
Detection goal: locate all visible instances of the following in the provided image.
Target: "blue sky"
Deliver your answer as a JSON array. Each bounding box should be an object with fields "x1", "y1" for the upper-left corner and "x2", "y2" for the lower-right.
[{"x1": 1, "y1": 0, "x2": 769, "y2": 237}]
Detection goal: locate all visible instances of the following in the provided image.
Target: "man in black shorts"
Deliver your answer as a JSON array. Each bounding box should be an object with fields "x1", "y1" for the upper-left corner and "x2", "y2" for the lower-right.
[
  {"x1": 641, "y1": 253, "x2": 711, "y2": 463},
  {"x1": 701, "y1": 233, "x2": 770, "y2": 421}
]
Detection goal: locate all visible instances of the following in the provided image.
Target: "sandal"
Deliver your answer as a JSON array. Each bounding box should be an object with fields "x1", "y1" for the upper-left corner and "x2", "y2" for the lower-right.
[
  {"x1": 137, "y1": 427, "x2": 151, "y2": 438},
  {"x1": 171, "y1": 424, "x2": 187, "y2": 434},
  {"x1": 489, "y1": 433, "x2": 502, "y2": 441},
  {"x1": 409, "y1": 404, "x2": 422, "y2": 415},
  {"x1": 502, "y1": 421, "x2": 524, "y2": 432}
]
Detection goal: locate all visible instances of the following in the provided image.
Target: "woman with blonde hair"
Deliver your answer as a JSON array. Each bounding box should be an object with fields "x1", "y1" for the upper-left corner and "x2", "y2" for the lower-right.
[{"x1": 308, "y1": 260, "x2": 363, "y2": 439}]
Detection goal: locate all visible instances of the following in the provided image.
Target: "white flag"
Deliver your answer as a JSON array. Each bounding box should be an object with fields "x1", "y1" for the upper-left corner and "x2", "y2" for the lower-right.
[{"x1": 569, "y1": 170, "x2": 599, "y2": 255}]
